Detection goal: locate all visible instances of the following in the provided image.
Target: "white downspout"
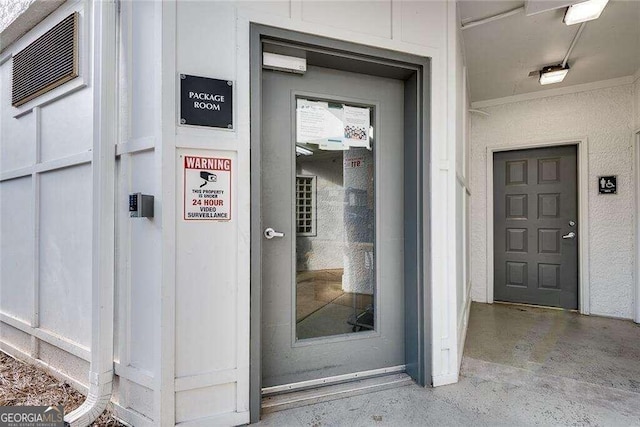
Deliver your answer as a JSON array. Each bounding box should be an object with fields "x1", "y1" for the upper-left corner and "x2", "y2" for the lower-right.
[{"x1": 64, "y1": 0, "x2": 117, "y2": 425}]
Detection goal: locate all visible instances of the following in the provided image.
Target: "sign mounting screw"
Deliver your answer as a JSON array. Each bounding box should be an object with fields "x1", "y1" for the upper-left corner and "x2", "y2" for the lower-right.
[
  {"x1": 180, "y1": 118, "x2": 186, "y2": 124},
  {"x1": 227, "y1": 81, "x2": 233, "y2": 86},
  {"x1": 180, "y1": 74, "x2": 186, "y2": 79}
]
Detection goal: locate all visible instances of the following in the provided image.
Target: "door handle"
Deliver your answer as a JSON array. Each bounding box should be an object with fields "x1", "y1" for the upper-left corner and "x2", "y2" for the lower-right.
[
  {"x1": 562, "y1": 231, "x2": 576, "y2": 240},
  {"x1": 264, "y1": 227, "x2": 285, "y2": 239}
]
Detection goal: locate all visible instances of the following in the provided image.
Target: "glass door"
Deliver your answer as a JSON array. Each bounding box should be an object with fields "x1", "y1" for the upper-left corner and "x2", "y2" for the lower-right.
[{"x1": 294, "y1": 97, "x2": 376, "y2": 340}]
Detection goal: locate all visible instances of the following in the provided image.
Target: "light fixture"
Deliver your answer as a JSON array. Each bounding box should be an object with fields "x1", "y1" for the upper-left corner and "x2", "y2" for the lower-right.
[
  {"x1": 539, "y1": 64, "x2": 570, "y2": 85},
  {"x1": 295, "y1": 145, "x2": 314, "y2": 156},
  {"x1": 564, "y1": 0, "x2": 609, "y2": 25}
]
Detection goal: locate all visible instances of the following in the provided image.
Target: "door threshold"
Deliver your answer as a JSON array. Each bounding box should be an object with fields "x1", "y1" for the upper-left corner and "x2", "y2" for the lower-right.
[
  {"x1": 261, "y1": 372, "x2": 413, "y2": 414},
  {"x1": 494, "y1": 301, "x2": 579, "y2": 313},
  {"x1": 262, "y1": 365, "x2": 406, "y2": 396}
]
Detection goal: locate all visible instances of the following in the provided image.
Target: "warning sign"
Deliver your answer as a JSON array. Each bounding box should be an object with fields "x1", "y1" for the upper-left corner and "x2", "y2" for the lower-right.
[{"x1": 183, "y1": 155, "x2": 231, "y2": 221}]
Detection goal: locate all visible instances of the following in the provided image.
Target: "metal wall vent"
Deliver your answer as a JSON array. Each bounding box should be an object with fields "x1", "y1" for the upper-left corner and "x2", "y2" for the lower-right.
[{"x1": 11, "y1": 12, "x2": 79, "y2": 107}]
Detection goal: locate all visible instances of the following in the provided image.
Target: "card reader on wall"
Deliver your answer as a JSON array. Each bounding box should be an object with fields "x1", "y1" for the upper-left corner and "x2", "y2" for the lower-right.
[{"x1": 129, "y1": 193, "x2": 154, "y2": 218}]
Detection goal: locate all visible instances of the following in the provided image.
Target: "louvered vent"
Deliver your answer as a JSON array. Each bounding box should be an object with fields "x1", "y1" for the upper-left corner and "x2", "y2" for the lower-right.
[{"x1": 12, "y1": 13, "x2": 79, "y2": 107}]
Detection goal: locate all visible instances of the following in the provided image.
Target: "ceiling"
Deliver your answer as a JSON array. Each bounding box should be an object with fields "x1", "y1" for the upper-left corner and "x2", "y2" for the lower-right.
[{"x1": 459, "y1": 0, "x2": 640, "y2": 103}]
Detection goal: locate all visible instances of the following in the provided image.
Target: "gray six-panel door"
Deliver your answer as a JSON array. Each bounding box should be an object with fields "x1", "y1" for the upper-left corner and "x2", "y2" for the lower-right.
[{"x1": 494, "y1": 146, "x2": 578, "y2": 309}]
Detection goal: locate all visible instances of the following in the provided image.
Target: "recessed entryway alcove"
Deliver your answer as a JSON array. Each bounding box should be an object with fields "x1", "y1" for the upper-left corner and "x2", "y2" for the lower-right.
[{"x1": 249, "y1": 24, "x2": 432, "y2": 421}]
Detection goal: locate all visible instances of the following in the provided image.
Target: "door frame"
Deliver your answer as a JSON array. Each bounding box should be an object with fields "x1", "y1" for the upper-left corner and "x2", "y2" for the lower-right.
[
  {"x1": 249, "y1": 24, "x2": 431, "y2": 422},
  {"x1": 634, "y1": 128, "x2": 640, "y2": 323},
  {"x1": 485, "y1": 138, "x2": 590, "y2": 314}
]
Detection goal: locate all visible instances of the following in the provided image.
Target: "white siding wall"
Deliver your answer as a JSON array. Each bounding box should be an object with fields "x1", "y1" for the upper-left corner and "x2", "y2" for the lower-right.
[
  {"x1": 0, "y1": 0, "x2": 92, "y2": 391},
  {"x1": 113, "y1": 1, "x2": 163, "y2": 425},
  {"x1": 470, "y1": 84, "x2": 635, "y2": 319},
  {"x1": 0, "y1": 1, "x2": 160, "y2": 425}
]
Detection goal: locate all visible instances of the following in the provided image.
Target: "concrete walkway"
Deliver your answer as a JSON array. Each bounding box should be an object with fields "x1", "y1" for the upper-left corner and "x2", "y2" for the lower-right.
[{"x1": 258, "y1": 303, "x2": 640, "y2": 426}]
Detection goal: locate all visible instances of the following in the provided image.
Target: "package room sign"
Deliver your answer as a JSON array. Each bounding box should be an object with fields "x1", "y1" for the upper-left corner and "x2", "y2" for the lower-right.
[
  {"x1": 183, "y1": 155, "x2": 232, "y2": 221},
  {"x1": 180, "y1": 74, "x2": 233, "y2": 129}
]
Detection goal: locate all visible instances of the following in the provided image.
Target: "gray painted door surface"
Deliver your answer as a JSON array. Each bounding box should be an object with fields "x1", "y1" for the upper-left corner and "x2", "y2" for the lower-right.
[
  {"x1": 494, "y1": 146, "x2": 578, "y2": 309},
  {"x1": 261, "y1": 65, "x2": 405, "y2": 387}
]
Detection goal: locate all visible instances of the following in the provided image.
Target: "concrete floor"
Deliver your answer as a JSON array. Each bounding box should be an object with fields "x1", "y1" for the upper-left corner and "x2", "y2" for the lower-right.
[
  {"x1": 296, "y1": 269, "x2": 373, "y2": 339},
  {"x1": 258, "y1": 302, "x2": 640, "y2": 426}
]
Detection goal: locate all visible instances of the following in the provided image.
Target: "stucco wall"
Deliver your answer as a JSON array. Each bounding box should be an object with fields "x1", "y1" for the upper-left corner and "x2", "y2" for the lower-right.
[
  {"x1": 296, "y1": 155, "x2": 345, "y2": 272},
  {"x1": 0, "y1": 0, "x2": 34, "y2": 31},
  {"x1": 470, "y1": 84, "x2": 635, "y2": 319}
]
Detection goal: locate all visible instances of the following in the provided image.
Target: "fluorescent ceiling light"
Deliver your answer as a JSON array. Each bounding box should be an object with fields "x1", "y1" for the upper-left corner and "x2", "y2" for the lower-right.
[
  {"x1": 296, "y1": 145, "x2": 314, "y2": 156},
  {"x1": 564, "y1": 0, "x2": 609, "y2": 25},
  {"x1": 539, "y1": 64, "x2": 570, "y2": 85}
]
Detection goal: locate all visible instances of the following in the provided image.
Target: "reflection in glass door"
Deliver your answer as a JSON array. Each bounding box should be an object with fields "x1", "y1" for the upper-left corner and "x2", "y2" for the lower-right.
[{"x1": 294, "y1": 98, "x2": 375, "y2": 340}]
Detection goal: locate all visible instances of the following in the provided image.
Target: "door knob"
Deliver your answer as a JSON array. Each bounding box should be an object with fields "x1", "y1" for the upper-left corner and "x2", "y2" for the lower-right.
[
  {"x1": 264, "y1": 227, "x2": 285, "y2": 239},
  {"x1": 562, "y1": 231, "x2": 576, "y2": 240}
]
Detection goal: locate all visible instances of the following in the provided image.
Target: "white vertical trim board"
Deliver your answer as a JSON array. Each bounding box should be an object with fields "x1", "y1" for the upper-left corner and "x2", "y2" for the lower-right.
[
  {"x1": 635, "y1": 130, "x2": 640, "y2": 324},
  {"x1": 234, "y1": 12, "x2": 251, "y2": 418},
  {"x1": 157, "y1": 1, "x2": 177, "y2": 424},
  {"x1": 431, "y1": 0, "x2": 461, "y2": 388},
  {"x1": 31, "y1": 106, "x2": 41, "y2": 359},
  {"x1": 485, "y1": 138, "x2": 590, "y2": 314},
  {"x1": 390, "y1": 0, "x2": 402, "y2": 41}
]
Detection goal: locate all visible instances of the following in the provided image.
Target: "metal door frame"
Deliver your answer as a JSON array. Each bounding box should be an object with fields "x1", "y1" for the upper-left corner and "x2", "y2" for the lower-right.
[
  {"x1": 250, "y1": 24, "x2": 431, "y2": 422},
  {"x1": 485, "y1": 138, "x2": 590, "y2": 314}
]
